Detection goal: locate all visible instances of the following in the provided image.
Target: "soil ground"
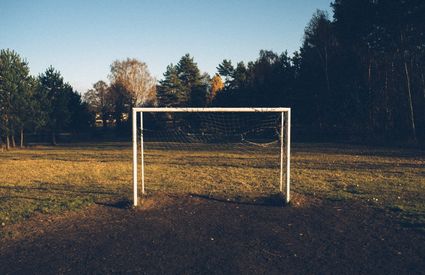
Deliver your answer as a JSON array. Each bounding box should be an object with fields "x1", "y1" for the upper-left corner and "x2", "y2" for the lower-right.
[{"x1": 1, "y1": 192, "x2": 424, "y2": 274}]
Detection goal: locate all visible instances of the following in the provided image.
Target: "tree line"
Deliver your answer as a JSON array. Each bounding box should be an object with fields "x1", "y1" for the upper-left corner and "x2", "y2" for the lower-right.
[
  {"x1": 0, "y1": 49, "x2": 92, "y2": 149},
  {"x1": 83, "y1": 54, "x2": 219, "y2": 132},
  {"x1": 155, "y1": 0, "x2": 424, "y2": 143},
  {"x1": 209, "y1": 0, "x2": 424, "y2": 143},
  {"x1": 1, "y1": 0, "x2": 424, "y2": 148}
]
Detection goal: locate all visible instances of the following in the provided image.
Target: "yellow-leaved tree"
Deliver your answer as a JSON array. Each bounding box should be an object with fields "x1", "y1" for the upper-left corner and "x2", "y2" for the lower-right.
[{"x1": 210, "y1": 73, "x2": 224, "y2": 103}]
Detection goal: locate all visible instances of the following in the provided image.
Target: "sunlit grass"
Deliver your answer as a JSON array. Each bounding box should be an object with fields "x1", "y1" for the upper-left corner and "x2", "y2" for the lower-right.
[{"x1": 0, "y1": 142, "x2": 424, "y2": 232}]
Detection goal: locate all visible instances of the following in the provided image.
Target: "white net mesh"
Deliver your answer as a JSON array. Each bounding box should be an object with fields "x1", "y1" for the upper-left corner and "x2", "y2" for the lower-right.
[{"x1": 138, "y1": 111, "x2": 289, "y2": 202}]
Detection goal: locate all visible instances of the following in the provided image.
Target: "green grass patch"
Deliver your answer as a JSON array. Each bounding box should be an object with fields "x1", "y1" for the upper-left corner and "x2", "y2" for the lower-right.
[{"x1": 0, "y1": 142, "x2": 424, "y2": 230}]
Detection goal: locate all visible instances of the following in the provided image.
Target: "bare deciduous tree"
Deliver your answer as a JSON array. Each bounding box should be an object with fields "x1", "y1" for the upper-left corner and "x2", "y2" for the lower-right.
[
  {"x1": 83, "y1": 80, "x2": 114, "y2": 128},
  {"x1": 109, "y1": 58, "x2": 157, "y2": 107}
]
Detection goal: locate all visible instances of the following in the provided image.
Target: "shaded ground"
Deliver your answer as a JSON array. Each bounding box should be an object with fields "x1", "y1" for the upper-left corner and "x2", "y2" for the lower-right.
[{"x1": 1, "y1": 192, "x2": 424, "y2": 274}]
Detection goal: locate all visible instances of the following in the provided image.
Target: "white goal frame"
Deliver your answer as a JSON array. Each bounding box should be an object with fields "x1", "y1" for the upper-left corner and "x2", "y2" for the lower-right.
[{"x1": 132, "y1": 107, "x2": 291, "y2": 206}]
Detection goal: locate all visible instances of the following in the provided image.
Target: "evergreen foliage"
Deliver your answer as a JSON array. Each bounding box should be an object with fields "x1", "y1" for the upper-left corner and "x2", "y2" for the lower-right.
[{"x1": 158, "y1": 54, "x2": 210, "y2": 107}]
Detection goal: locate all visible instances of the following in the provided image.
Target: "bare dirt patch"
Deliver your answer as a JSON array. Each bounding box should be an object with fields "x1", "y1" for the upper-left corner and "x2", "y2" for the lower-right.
[{"x1": 1, "y1": 192, "x2": 424, "y2": 274}]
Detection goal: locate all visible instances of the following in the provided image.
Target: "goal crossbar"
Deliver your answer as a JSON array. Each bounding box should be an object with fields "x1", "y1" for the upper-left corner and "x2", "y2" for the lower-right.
[
  {"x1": 132, "y1": 107, "x2": 291, "y2": 206},
  {"x1": 133, "y1": 107, "x2": 291, "y2": 113}
]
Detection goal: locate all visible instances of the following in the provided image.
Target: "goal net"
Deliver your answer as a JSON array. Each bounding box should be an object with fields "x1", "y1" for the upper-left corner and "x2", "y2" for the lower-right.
[{"x1": 132, "y1": 108, "x2": 291, "y2": 206}]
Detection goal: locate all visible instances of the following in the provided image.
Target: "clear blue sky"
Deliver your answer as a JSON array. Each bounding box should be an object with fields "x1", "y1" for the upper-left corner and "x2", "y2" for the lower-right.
[{"x1": 0, "y1": 0, "x2": 332, "y2": 93}]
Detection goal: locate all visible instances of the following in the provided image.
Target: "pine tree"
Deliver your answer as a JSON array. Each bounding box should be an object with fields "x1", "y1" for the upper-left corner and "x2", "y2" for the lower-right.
[
  {"x1": 158, "y1": 54, "x2": 208, "y2": 107},
  {"x1": 217, "y1": 59, "x2": 234, "y2": 87},
  {"x1": 158, "y1": 64, "x2": 184, "y2": 106},
  {"x1": 37, "y1": 67, "x2": 71, "y2": 145}
]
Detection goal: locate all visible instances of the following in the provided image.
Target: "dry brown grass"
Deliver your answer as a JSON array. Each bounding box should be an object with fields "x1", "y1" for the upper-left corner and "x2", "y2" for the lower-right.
[{"x1": 0, "y1": 142, "x2": 424, "y2": 234}]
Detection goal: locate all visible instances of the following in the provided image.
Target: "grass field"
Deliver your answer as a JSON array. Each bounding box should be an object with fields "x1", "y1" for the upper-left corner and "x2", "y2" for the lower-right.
[{"x1": 0, "y1": 142, "x2": 424, "y2": 234}]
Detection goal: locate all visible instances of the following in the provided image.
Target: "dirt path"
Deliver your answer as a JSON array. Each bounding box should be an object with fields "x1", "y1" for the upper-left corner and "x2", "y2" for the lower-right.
[{"x1": 1, "y1": 193, "x2": 424, "y2": 274}]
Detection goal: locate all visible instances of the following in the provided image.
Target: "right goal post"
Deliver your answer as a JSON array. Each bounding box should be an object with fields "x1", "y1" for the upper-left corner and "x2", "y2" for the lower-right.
[{"x1": 132, "y1": 107, "x2": 291, "y2": 206}]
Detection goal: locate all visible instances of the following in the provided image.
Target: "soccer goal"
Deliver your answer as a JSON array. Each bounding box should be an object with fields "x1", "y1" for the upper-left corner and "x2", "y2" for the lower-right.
[{"x1": 132, "y1": 107, "x2": 291, "y2": 206}]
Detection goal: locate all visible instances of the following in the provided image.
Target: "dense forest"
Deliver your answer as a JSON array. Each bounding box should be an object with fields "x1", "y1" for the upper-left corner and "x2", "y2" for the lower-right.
[{"x1": 1, "y1": 0, "x2": 424, "y2": 148}]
